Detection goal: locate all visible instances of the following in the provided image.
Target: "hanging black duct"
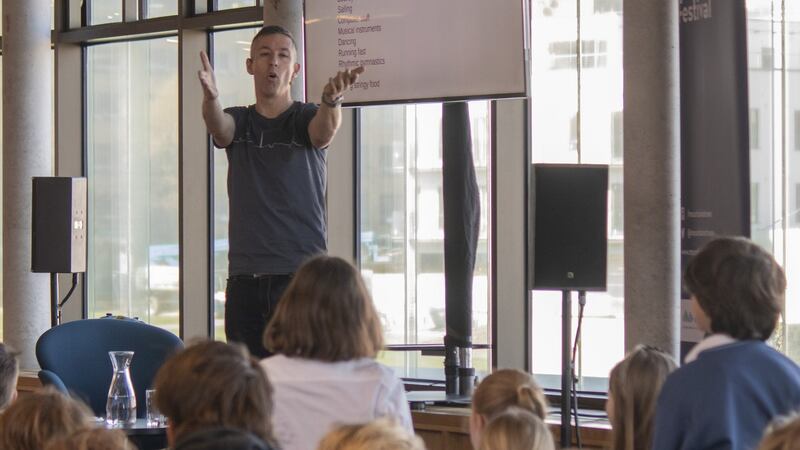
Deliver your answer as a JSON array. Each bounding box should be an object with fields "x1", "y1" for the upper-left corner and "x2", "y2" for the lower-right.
[{"x1": 441, "y1": 102, "x2": 480, "y2": 396}]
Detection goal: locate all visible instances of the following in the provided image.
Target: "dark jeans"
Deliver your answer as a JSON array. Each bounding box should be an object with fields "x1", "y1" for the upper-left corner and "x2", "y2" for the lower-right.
[{"x1": 225, "y1": 274, "x2": 292, "y2": 359}]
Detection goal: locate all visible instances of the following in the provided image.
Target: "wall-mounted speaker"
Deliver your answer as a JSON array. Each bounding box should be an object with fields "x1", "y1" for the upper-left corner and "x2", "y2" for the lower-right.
[
  {"x1": 32, "y1": 177, "x2": 87, "y2": 273},
  {"x1": 530, "y1": 164, "x2": 608, "y2": 291}
]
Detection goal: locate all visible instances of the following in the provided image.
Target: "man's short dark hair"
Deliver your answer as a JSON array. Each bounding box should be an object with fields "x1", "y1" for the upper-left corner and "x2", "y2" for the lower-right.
[
  {"x1": 0, "y1": 343, "x2": 20, "y2": 410},
  {"x1": 252, "y1": 25, "x2": 297, "y2": 53},
  {"x1": 684, "y1": 237, "x2": 785, "y2": 340}
]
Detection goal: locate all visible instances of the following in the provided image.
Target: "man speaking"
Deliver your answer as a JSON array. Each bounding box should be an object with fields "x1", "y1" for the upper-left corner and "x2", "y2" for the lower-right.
[{"x1": 198, "y1": 25, "x2": 363, "y2": 357}]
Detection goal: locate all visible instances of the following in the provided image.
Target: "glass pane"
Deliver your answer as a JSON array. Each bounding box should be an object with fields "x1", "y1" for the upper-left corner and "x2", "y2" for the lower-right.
[
  {"x1": 0, "y1": 56, "x2": 3, "y2": 339},
  {"x1": 147, "y1": 1, "x2": 178, "y2": 18},
  {"x1": 530, "y1": 0, "x2": 624, "y2": 391},
  {"x1": 744, "y1": 0, "x2": 800, "y2": 363},
  {"x1": 782, "y1": 0, "x2": 800, "y2": 361},
  {"x1": 747, "y1": 0, "x2": 777, "y2": 250},
  {"x1": 211, "y1": 28, "x2": 260, "y2": 340},
  {"x1": 360, "y1": 101, "x2": 491, "y2": 380},
  {"x1": 745, "y1": 0, "x2": 781, "y2": 351},
  {"x1": 87, "y1": 38, "x2": 179, "y2": 335},
  {"x1": 91, "y1": 0, "x2": 122, "y2": 25},
  {"x1": 531, "y1": 0, "x2": 578, "y2": 164},
  {"x1": 216, "y1": 0, "x2": 257, "y2": 11}
]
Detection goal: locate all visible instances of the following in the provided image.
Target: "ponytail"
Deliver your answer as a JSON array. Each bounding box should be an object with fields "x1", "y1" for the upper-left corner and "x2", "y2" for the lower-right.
[
  {"x1": 473, "y1": 369, "x2": 549, "y2": 421},
  {"x1": 516, "y1": 385, "x2": 547, "y2": 420}
]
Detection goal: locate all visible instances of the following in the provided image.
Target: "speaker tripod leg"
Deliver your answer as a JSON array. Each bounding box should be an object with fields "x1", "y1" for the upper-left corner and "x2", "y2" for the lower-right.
[
  {"x1": 50, "y1": 273, "x2": 59, "y2": 327},
  {"x1": 561, "y1": 289, "x2": 572, "y2": 447}
]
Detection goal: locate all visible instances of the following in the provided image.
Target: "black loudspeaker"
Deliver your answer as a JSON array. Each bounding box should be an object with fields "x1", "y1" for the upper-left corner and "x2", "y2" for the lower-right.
[
  {"x1": 32, "y1": 177, "x2": 87, "y2": 273},
  {"x1": 530, "y1": 164, "x2": 608, "y2": 291}
]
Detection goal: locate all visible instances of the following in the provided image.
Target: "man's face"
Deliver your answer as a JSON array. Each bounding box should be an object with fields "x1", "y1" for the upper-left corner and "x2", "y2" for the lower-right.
[{"x1": 247, "y1": 33, "x2": 300, "y2": 99}]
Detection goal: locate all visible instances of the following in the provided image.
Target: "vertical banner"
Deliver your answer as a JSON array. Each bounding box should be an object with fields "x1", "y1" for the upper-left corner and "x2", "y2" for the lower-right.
[{"x1": 679, "y1": 0, "x2": 750, "y2": 357}]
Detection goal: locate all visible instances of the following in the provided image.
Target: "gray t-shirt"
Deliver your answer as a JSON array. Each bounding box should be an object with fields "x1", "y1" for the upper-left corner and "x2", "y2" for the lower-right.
[{"x1": 222, "y1": 102, "x2": 326, "y2": 275}]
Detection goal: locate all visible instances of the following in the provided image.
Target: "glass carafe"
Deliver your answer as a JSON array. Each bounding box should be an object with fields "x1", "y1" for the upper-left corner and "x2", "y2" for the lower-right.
[{"x1": 106, "y1": 351, "x2": 136, "y2": 427}]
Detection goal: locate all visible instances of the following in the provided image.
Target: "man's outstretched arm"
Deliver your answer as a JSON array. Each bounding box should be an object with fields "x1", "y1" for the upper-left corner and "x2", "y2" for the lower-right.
[
  {"x1": 199, "y1": 51, "x2": 235, "y2": 148},
  {"x1": 308, "y1": 66, "x2": 364, "y2": 149}
]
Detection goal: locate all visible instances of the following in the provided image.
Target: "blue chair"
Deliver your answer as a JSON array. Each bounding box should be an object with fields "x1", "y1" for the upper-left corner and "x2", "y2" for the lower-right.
[{"x1": 35, "y1": 315, "x2": 183, "y2": 418}]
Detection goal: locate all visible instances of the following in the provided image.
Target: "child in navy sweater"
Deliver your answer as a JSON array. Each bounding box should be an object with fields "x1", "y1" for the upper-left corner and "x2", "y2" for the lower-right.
[{"x1": 652, "y1": 237, "x2": 800, "y2": 450}]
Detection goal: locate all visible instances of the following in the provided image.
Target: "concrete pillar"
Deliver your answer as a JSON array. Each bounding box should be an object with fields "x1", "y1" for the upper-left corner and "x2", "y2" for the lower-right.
[
  {"x1": 264, "y1": 0, "x2": 305, "y2": 102},
  {"x1": 2, "y1": 0, "x2": 54, "y2": 369},
  {"x1": 623, "y1": 0, "x2": 681, "y2": 356}
]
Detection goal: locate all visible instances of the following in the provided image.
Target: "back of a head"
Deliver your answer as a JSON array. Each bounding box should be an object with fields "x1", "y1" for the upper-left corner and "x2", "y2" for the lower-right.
[
  {"x1": 264, "y1": 255, "x2": 384, "y2": 362},
  {"x1": 44, "y1": 428, "x2": 133, "y2": 450},
  {"x1": 317, "y1": 419, "x2": 426, "y2": 450},
  {"x1": 153, "y1": 340, "x2": 275, "y2": 445},
  {"x1": 0, "y1": 387, "x2": 93, "y2": 450},
  {"x1": 608, "y1": 345, "x2": 677, "y2": 450},
  {"x1": 757, "y1": 414, "x2": 800, "y2": 450},
  {"x1": 175, "y1": 427, "x2": 274, "y2": 450},
  {"x1": 0, "y1": 342, "x2": 20, "y2": 411},
  {"x1": 684, "y1": 236, "x2": 785, "y2": 340},
  {"x1": 472, "y1": 369, "x2": 549, "y2": 420},
  {"x1": 478, "y1": 408, "x2": 555, "y2": 450}
]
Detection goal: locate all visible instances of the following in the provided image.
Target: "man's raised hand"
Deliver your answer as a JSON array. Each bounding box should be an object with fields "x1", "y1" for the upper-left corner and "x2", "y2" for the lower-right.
[
  {"x1": 322, "y1": 66, "x2": 365, "y2": 104},
  {"x1": 198, "y1": 51, "x2": 219, "y2": 101}
]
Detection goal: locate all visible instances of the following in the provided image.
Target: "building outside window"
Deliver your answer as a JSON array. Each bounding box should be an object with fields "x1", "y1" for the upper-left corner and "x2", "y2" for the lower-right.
[
  {"x1": 359, "y1": 102, "x2": 491, "y2": 378},
  {"x1": 211, "y1": 27, "x2": 262, "y2": 340},
  {"x1": 86, "y1": 38, "x2": 180, "y2": 335},
  {"x1": 530, "y1": 0, "x2": 624, "y2": 391},
  {"x1": 217, "y1": 0, "x2": 258, "y2": 10},
  {"x1": 746, "y1": 0, "x2": 800, "y2": 360},
  {"x1": 146, "y1": 1, "x2": 178, "y2": 18}
]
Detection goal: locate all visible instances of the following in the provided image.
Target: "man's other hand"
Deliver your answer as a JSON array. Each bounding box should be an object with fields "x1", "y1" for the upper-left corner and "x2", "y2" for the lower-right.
[{"x1": 198, "y1": 51, "x2": 220, "y2": 101}]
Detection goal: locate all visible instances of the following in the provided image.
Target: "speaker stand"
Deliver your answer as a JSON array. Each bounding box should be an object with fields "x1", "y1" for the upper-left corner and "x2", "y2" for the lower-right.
[
  {"x1": 50, "y1": 273, "x2": 60, "y2": 327},
  {"x1": 560, "y1": 289, "x2": 572, "y2": 448}
]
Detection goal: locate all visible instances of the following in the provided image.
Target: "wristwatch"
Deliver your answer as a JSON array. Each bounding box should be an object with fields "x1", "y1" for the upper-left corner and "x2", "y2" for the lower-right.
[{"x1": 321, "y1": 93, "x2": 343, "y2": 108}]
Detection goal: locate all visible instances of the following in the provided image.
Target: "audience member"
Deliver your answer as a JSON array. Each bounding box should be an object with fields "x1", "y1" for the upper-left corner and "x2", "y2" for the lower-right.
[
  {"x1": 44, "y1": 428, "x2": 134, "y2": 450},
  {"x1": 317, "y1": 418, "x2": 425, "y2": 450},
  {"x1": 756, "y1": 413, "x2": 800, "y2": 450},
  {"x1": 0, "y1": 342, "x2": 20, "y2": 412},
  {"x1": 0, "y1": 387, "x2": 93, "y2": 450},
  {"x1": 261, "y1": 255, "x2": 413, "y2": 450},
  {"x1": 653, "y1": 237, "x2": 800, "y2": 450},
  {"x1": 607, "y1": 345, "x2": 677, "y2": 450},
  {"x1": 153, "y1": 340, "x2": 277, "y2": 450},
  {"x1": 478, "y1": 407, "x2": 554, "y2": 450},
  {"x1": 170, "y1": 428, "x2": 274, "y2": 450},
  {"x1": 469, "y1": 369, "x2": 549, "y2": 449}
]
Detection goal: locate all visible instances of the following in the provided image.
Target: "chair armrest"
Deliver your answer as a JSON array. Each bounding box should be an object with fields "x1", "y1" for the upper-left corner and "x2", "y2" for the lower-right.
[{"x1": 38, "y1": 369, "x2": 68, "y2": 393}]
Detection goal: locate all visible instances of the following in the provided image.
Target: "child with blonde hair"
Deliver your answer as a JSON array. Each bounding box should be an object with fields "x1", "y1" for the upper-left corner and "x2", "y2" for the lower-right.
[
  {"x1": 479, "y1": 407, "x2": 554, "y2": 450},
  {"x1": 607, "y1": 345, "x2": 676, "y2": 450},
  {"x1": 45, "y1": 428, "x2": 134, "y2": 450},
  {"x1": 317, "y1": 418, "x2": 426, "y2": 450},
  {"x1": 756, "y1": 414, "x2": 800, "y2": 450},
  {"x1": 469, "y1": 369, "x2": 549, "y2": 449},
  {"x1": 0, "y1": 387, "x2": 94, "y2": 450},
  {"x1": 0, "y1": 342, "x2": 19, "y2": 412}
]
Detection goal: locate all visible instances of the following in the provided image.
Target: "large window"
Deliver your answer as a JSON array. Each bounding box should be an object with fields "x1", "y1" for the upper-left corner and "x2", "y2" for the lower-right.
[
  {"x1": 90, "y1": 2, "x2": 122, "y2": 25},
  {"x1": 86, "y1": 38, "x2": 179, "y2": 334},
  {"x1": 147, "y1": 1, "x2": 178, "y2": 18},
  {"x1": 0, "y1": 54, "x2": 3, "y2": 340},
  {"x1": 746, "y1": 0, "x2": 800, "y2": 361},
  {"x1": 217, "y1": 0, "x2": 258, "y2": 10},
  {"x1": 530, "y1": 0, "x2": 624, "y2": 391},
  {"x1": 359, "y1": 102, "x2": 491, "y2": 379},
  {"x1": 211, "y1": 27, "x2": 261, "y2": 340}
]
